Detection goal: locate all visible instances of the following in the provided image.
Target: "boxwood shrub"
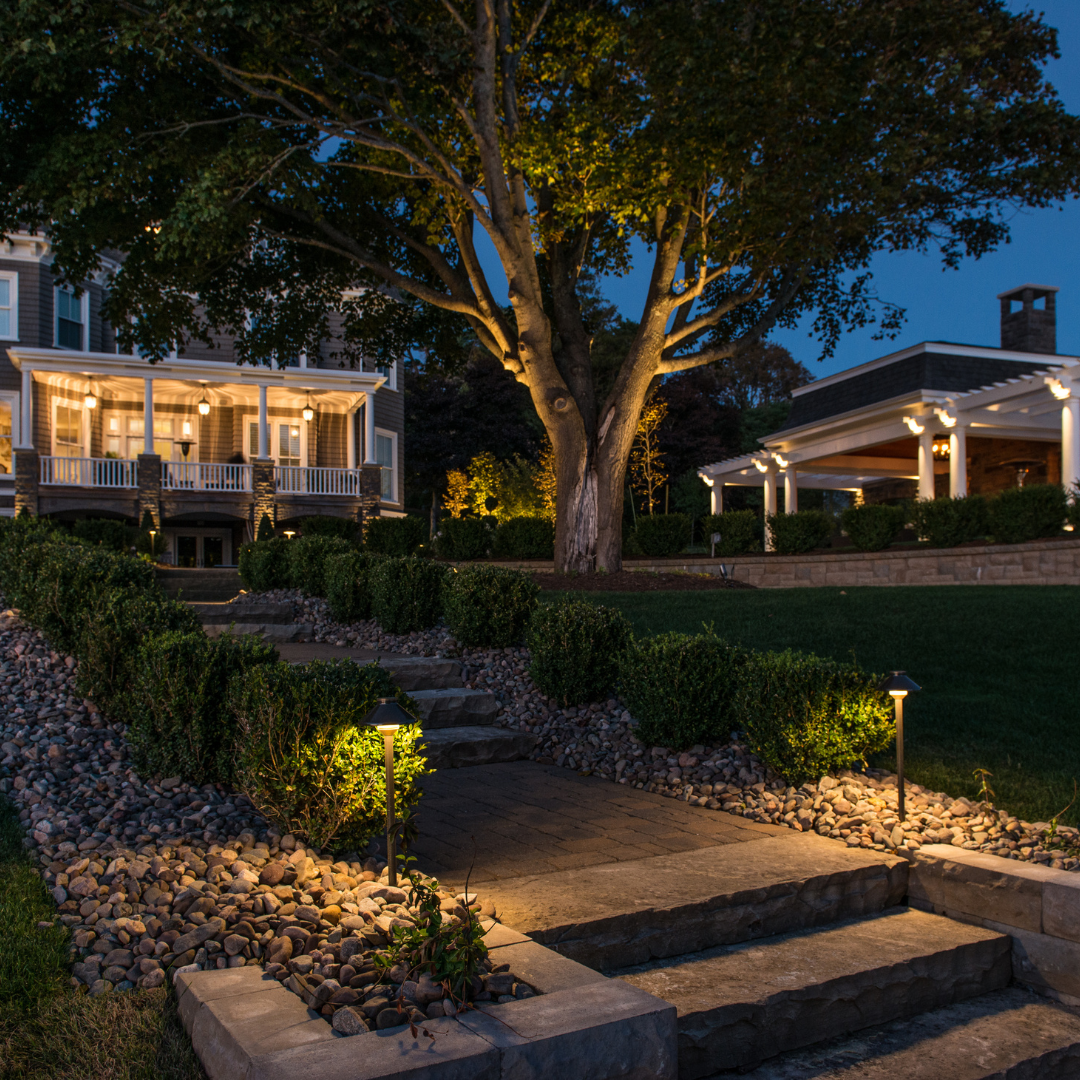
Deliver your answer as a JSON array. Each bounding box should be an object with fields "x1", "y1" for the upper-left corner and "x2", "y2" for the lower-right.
[
  {"x1": 839, "y1": 503, "x2": 905, "y2": 552},
  {"x1": 526, "y1": 599, "x2": 632, "y2": 707},
  {"x1": 987, "y1": 483, "x2": 1067, "y2": 544},
  {"x1": 286, "y1": 535, "x2": 353, "y2": 596},
  {"x1": 700, "y1": 511, "x2": 760, "y2": 555},
  {"x1": 365, "y1": 515, "x2": 427, "y2": 556},
  {"x1": 620, "y1": 632, "x2": 747, "y2": 750},
  {"x1": 72, "y1": 518, "x2": 132, "y2": 552},
  {"x1": 238, "y1": 537, "x2": 290, "y2": 592},
  {"x1": 491, "y1": 516, "x2": 555, "y2": 559},
  {"x1": 435, "y1": 517, "x2": 495, "y2": 560},
  {"x1": 325, "y1": 551, "x2": 379, "y2": 622},
  {"x1": 767, "y1": 510, "x2": 833, "y2": 555},
  {"x1": 910, "y1": 495, "x2": 988, "y2": 548},
  {"x1": 444, "y1": 564, "x2": 539, "y2": 647},
  {"x1": 369, "y1": 556, "x2": 449, "y2": 633},
  {"x1": 631, "y1": 513, "x2": 691, "y2": 557}
]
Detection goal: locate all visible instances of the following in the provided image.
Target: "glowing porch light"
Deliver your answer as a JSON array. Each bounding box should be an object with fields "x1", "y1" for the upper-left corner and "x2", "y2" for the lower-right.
[
  {"x1": 904, "y1": 416, "x2": 925, "y2": 435},
  {"x1": 1048, "y1": 378, "x2": 1071, "y2": 401},
  {"x1": 198, "y1": 396, "x2": 211, "y2": 416}
]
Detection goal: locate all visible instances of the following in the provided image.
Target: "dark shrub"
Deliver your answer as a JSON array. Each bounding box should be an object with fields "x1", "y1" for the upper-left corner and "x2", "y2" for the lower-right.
[
  {"x1": 230, "y1": 659, "x2": 426, "y2": 850},
  {"x1": 740, "y1": 650, "x2": 894, "y2": 785},
  {"x1": 365, "y1": 515, "x2": 427, "y2": 556},
  {"x1": 256, "y1": 514, "x2": 275, "y2": 541},
  {"x1": 72, "y1": 518, "x2": 131, "y2": 552},
  {"x1": 620, "y1": 632, "x2": 747, "y2": 750},
  {"x1": 700, "y1": 511, "x2": 760, "y2": 556},
  {"x1": 238, "y1": 537, "x2": 290, "y2": 592},
  {"x1": 435, "y1": 517, "x2": 495, "y2": 560},
  {"x1": 444, "y1": 564, "x2": 539, "y2": 647},
  {"x1": 767, "y1": 510, "x2": 834, "y2": 555},
  {"x1": 286, "y1": 535, "x2": 352, "y2": 596},
  {"x1": 1067, "y1": 494, "x2": 1080, "y2": 532},
  {"x1": 297, "y1": 515, "x2": 359, "y2": 541},
  {"x1": 840, "y1": 503, "x2": 905, "y2": 552},
  {"x1": 987, "y1": 484, "x2": 1067, "y2": 544},
  {"x1": 910, "y1": 495, "x2": 988, "y2": 548},
  {"x1": 631, "y1": 513, "x2": 692, "y2": 557},
  {"x1": 526, "y1": 599, "x2": 632, "y2": 706},
  {"x1": 491, "y1": 516, "x2": 555, "y2": 559},
  {"x1": 126, "y1": 631, "x2": 278, "y2": 784},
  {"x1": 369, "y1": 556, "x2": 448, "y2": 633},
  {"x1": 325, "y1": 551, "x2": 379, "y2": 622}
]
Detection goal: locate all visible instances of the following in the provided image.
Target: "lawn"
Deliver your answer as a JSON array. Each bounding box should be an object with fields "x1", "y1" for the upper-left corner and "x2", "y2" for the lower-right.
[
  {"x1": 542, "y1": 585, "x2": 1080, "y2": 828},
  {"x1": 0, "y1": 797, "x2": 205, "y2": 1080}
]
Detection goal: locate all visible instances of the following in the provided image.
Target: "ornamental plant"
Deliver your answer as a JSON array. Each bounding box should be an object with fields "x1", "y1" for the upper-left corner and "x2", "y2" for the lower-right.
[
  {"x1": 286, "y1": 535, "x2": 353, "y2": 596},
  {"x1": 491, "y1": 516, "x2": 555, "y2": 559},
  {"x1": 434, "y1": 517, "x2": 495, "y2": 560},
  {"x1": 369, "y1": 556, "x2": 448, "y2": 633},
  {"x1": 631, "y1": 513, "x2": 692, "y2": 557},
  {"x1": 443, "y1": 564, "x2": 539, "y2": 647},
  {"x1": 325, "y1": 551, "x2": 378, "y2": 622},
  {"x1": 910, "y1": 495, "x2": 988, "y2": 548},
  {"x1": 364, "y1": 515, "x2": 428, "y2": 556},
  {"x1": 987, "y1": 483, "x2": 1067, "y2": 544},
  {"x1": 700, "y1": 511, "x2": 760, "y2": 556},
  {"x1": 766, "y1": 509, "x2": 834, "y2": 555},
  {"x1": 238, "y1": 537, "x2": 290, "y2": 591},
  {"x1": 839, "y1": 503, "x2": 905, "y2": 552}
]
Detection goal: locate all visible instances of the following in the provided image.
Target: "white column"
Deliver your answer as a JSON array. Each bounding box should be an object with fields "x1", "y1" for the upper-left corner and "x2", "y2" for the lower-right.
[
  {"x1": 917, "y1": 430, "x2": 935, "y2": 501},
  {"x1": 949, "y1": 425, "x2": 968, "y2": 498},
  {"x1": 711, "y1": 484, "x2": 723, "y2": 515},
  {"x1": 1063, "y1": 396, "x2": 1080, "y2": 495},
  {"x1": 143, "y1": 377, "x2": 154, "y2": 454},
  {"x1": 363, "y1": 391, "x2": 376, "y2": 465},
  {"x1": 257, "y1": 385, "x2": 269, "y2": 459},
  {"x1": 783, "y1": 467, "x2": 798, "y2": 514},
  {"x1": 18, "y1": 368, "x2": 32, "y2": 448},
  {"x1": 346, "y1": 408, "x2": 356, "y2": 470},
  {"x1": 763, "y1": 468, "x2": 778, "y2": 551}
]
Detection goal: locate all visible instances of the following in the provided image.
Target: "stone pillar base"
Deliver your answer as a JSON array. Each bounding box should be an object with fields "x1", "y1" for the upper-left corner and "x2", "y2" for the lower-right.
[
  {"x1": 14, "y1": 448, "x2": 38, "y2": 517},
  {"x1": 136, "y1": 454, "x2": 162, "y2": 528},
  {"x1": 359, "y1": 465, "x2": 382, "y2": 535},
  {"x1": 253, "y1": 459, "x2": 276, "y2": 534}
]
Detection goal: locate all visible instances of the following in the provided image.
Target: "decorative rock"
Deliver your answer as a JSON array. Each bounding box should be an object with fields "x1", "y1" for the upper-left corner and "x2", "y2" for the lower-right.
[
  {"x1": 376, "y1": 1007, "x2": 408, "y2": 1031},
  {"x1": 332, "y1": 1006, "x2": 369, "y2": 1035}
]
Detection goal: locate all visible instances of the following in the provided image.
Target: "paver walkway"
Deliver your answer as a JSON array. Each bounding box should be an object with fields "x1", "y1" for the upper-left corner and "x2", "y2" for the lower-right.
[{"x1": 410, "y1": 760, "x2": 782, "y2": 886}]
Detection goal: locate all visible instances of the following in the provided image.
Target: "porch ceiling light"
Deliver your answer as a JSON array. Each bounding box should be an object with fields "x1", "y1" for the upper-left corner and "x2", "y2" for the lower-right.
[
  {"x1": 773, "y1": 453, "x2": 790, "y2": 468},
  {"x1": 878, "y1": 671, "x2": 920, "y2": 823},
  {"x1": 753, "y1": 458, "x2": 770, "y2": 473},
  {"x1": 904, "y1": 416, "x2": 925, "y2": 435},
  {"x1": 1047, "y1": 378, "x2": 1071, "y2": 401},
  {"x1": 361, "y1": 697, "x2": 415, "y2": 887},
  {"x1": 198, "y1": 396, "x2": 211, "y2": 416},
  {"x1": 934, "y1": 408, "x2": 957, "y2": 428},
  {"x1": 302, "y1": 398, "x2": 315, "y2": 422},
  {"x1": 83, "y1": 391, "x2": 97, "y2": 410}
]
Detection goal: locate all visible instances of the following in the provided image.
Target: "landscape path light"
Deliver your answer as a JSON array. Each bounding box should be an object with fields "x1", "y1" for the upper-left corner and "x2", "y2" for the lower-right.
[
  {"x1": 361, "y1": 697, "x2": 415, "y2": 887},
  {"x1": 878, "y1": 671, "x2": 920, "y2": 823}
]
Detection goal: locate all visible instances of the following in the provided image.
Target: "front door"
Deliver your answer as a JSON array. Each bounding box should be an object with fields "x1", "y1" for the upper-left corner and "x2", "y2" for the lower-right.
[{"x1": 171, "y1": 531, "x2": 231, "y2": 568}]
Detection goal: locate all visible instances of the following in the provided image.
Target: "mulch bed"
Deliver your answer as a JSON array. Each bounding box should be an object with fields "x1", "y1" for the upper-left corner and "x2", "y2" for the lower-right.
[{"x1": 530, "y1": 569, "x2": 755, "y2": 592}]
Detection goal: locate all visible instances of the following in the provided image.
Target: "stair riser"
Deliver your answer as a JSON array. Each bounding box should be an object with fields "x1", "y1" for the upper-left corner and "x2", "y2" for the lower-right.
[
  {"x1": 533, "y1": 863, "x2": 907, "y2": 972},
  {"x1": 980, "y1": 1044, "x2": 1080, "y2": 1080},
  {"x1": 676, "y1": 936, "x2": 1012, "y2": 1078},
  {"x1": 380, "y1": 660, "x2": 465, "y2": 692},
  {"x1": 421, "y1": 731, "x2": 537, "y2": 770},
  {"x1": 412, "y1": 691, "x2": 501, "y2": 729}
]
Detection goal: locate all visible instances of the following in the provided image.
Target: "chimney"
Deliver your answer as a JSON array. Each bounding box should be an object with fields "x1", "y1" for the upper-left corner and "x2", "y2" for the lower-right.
[{"x1": 998, "y1": 284, "x2": 1058, "y2": 354}]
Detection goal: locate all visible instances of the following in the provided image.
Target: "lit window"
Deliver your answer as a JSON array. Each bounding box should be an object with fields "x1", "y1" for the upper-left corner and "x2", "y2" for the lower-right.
[
  {"x1": 376, "y1": 433, "x2": 395, "y2": 500},
  {"x1": 56, "y1": 287, "x2": 84, "y2": 350},
  {"x1": 278, "y1": 423, "x2": 301, "y2": 467},
  {"x1": 0, "y1": 275, "x2": 16, "y2": 341},
  {"x1": 55, "y1": 405, "x2": 83, "y2": 457},
  {"x1": 0, "y1": 402, "x2": 11, "y2": 473}
]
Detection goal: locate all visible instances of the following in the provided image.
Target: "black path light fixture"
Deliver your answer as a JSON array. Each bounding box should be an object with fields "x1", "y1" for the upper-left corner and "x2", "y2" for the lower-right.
[
  {"x1": 878, "y1": 671, "x2": 921, "y2": 823},
  {"x1": 361, "y1": 696, "x2": 415, "y2": 887}
]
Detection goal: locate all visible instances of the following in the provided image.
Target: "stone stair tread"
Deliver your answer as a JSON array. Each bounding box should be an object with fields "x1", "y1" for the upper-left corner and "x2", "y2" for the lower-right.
[
  {"x1": 409, "y1": 687, "x2": 501, "y2": 729},
  {"x1": 718, "y1": 986, "x2": 1080, "y2": 1080},
  {"x1": 421, "y1": 726, "x2": 537, "y2": 770},
  {"x1": 617, "y1": 907, "x2": 1011, "y2": 1077},
  {"x1": 203, "y1": 622, "x2": 310, "y2": 643},
  {"x1": 191, "y1": 601, "x2": 297, "y2": 624}
]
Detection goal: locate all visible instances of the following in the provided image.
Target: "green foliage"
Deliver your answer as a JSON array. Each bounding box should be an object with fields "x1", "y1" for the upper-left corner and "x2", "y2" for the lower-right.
[
  {"x1": 526, "y1": 599, "x2": 632, "y2": 707},
  {"x1": 238, "y1": 537, "x2": 290, "y2": 592},
  {"x1": 701, "y1": 511, "x2": 760, "y2": 556},
  {"x1": 297, "y1": 515, "x2": 358, "y2": 541},
  {"x1": 620, "y1": 632, "x2": 747, "y2": 750},
  {"x1": 1067, "y1": 492, "x2": 1080, "y2": 532},
  {"x1": 256, "y1": 514, "x2": 276, "y2": 542},
  {"x1": 369, "y1": 556, "x2": 448, "y2": 633},
  {"x1": 987, "y1": 483, "x2": 1067, "y2": 544},
  {"x1": 135, "y1": 509, "x2": 166, "y2": 558},
  {"x1": 125, "y1": 632, "x2": 278, "y2": 784},
  {"x1": 72, "y1": 518, "x2": 131, "y2": 552},
  {"x1": 740, "y1": 650, "x2": 895, "y2": 785},
  {"x1": 364, "y1": 514, "x2": 427, "y2": 556},
  {"x1": 840, "y1": 503, "x2": 905, "y2": 552},
  {"x1": 670, "y1": 469, "x2": 711, "y2": 522},
  {"x1": 491, "y1": 516, "x2": 555, "y2": 559},
  {"x1": 230, "y1": 660, "x2": 426, "y2": 851},
  {"x1": 767, "y1": 509, "x2": 834, "y2": 555},
  {"x1": 910, "y1": 495, "x2": 988, "y2": 548},
  {"x1": 286, "y1": 535, "x2": 352, "y2": 596},
  {"x1": 434, "y1": 516, "x2": 495, "y2": 560},
  {"x1": 443, "y1": 564, "x2": 539, "y2": 647},
  {"x1": 325, "y1": 551, "x2": 378, "y2": 622},
  {"x1": 630, "y1": 513, "x2": 691, "y2": 557}
]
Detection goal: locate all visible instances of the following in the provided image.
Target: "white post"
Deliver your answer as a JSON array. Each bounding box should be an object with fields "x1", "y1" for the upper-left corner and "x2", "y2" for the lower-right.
[
  {"x1": 784, "y1": 467, "x2": 798, "y2": 514},
  {"x1": 143, "y1": 377, "x2": 154, "y2": 453},
  {"x1": 346, "y1": 408, "x2": 356, "y2": 470},
  {"x1": 18, "y1": 368, "x2": 32, "y2": 448},
  {"x1": 258, "y1": 385, "x2": 269, "y2": 459},
  {"x1": 363, "y1": 391, "x2": 376, "y2": 465},
  {"x1": 949, "y1": 424, "x2": 968, "y2": 498},
  {"x1": 763, "y1": 468, "x2": 777, "y2": 551},
  {"x1": 917, "y1": 430, "x2": 935, "y2": 501},
  {"x1": 1063, "y1": 396, "x2": 1080, "y2": 496},
  {"x1": 711, "y1": 484, "x2": 722, "y2": 514}
]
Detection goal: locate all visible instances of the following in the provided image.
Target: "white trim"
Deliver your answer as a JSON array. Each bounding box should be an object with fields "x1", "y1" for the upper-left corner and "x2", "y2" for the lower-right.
[
  {"x1": 0, "y1": 271, "x2": 18, "y2": 342},
  {"x1": 379, "y1": 508, "x2": 407, "y2": 518},
  {"x1": 54, "y1": 285, "x2": 86, "y2": 351},
  {"x1": 374, "y1": 426, "x2": 398, "y2": 503}
]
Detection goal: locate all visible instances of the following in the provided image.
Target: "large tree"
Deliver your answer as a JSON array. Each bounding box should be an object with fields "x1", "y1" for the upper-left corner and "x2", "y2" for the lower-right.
[{"x1": 2, "y1": 1, "x2": 1078, "y2": 571}]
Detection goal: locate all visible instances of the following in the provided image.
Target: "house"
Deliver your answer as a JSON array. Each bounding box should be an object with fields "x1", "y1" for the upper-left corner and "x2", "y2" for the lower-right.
[
  {"x1": 0, "y1": 231, "x2": 406, "y2": 566},
  {"x1": 699, "y1": 285, "x2": 1080, "y2": 548}
]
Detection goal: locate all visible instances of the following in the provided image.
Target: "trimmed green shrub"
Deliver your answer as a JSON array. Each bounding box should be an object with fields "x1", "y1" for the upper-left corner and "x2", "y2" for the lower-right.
[
  {"x1": 125, "y1": 631, "x2": 278, "y2": 784},
  {"x1": 444, "y1": 564, "x2": 539, "y2": 647},
  {"x1": 631, "y1": 513, "x2": 692, "y2": 557},
  {"x1": 286, "y1": 535, "x2": 352, "y2": 596},
  {"x1": 526, "y1": 599, "x2": 632, "y2": 706},
  {"x1": 767, "y1": 510, "x2": 834, "y2": 555},
  {"x1": 840, "y1": 503, "x2": 905, "y2": 552},
  {"x1": 700, "y1": 511, "x2": 760, "y2": 556},
  {"x1": 740, "y1": 650, "x2": 894, "y2": 785},
  {"x1": 365, "y1": 514, "x2": 427, "y2": 556},
  {"x1": 620, "y1": 632, "x2": 747, "y2": 750},
  {"x1": 238, "y1": 537, "x2": 290, "y2": 592},
  {"x1": 230, "y1": 659, "x2": 427, "y2": 850},
  {"x1": 1067, "y1": 492, "x2": 1080, "y2": 532},
  {"x1": 435, "y1": 517, "x2": 495, "y2": 560},
  {"x1": 325, "y1": 551, "x2": 379, "y2": 622},
  {"x1": 491, "y1": 516, "x2": 555, "y2": 559},
  {"x1": 987, "y1": 483, "x2": 1067, "y2": 544},
  {"x1": 72, "y1": 518, "x2": 131, "y2": 552},
  {"x1": 910, "y1": 495, "x2": 988, "y2": 548},
  {"x1": 256, "y1": 514, "x2": 275, "y2": 541},
  {"x1": 297, "y1": 515, "x2": 358, "y2": 541},
  {"x1": 369, "y1": 556, "x2": 448, "y2": 633}
]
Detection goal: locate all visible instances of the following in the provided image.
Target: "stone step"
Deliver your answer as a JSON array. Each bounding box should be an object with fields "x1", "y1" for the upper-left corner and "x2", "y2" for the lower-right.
[
  {"x1": 724, "y1": 986, "x2": 1080, "y2": 1080},
  {"x1": 203, "y1": 622, "x2": 311, "y2": 644},
  {"x1": 616, "y1": 907, "x2": 1011, "y2": 1078},
  {"x1": 421, "y1": 726, "x2": 538, "y2": 770},
  {"x1": 191, "y1": 601, "x2": 297, "y2": 624},
  {"x1": 409, "y1": 687, "x2": 501, "y2": 728},
  {"x1": 373, "y1": 656, "x2": 464, "y2": 692},
  {"x1": 484, "y1": 831, "x2": 907, "y2": 972},
  {"x1": 157, "y1": 567, "x2": 242, "y2": 602}
]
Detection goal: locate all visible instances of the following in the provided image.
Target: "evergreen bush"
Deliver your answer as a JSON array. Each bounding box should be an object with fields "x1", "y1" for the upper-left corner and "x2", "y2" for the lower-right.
[
  {"x1": 256, "y1": 514, "x2": 275, "y2": 541},
  {"x1": 297, "y1": 515, "x2": 358, "y2": 541},
  {"x1": 526, "y1": 599, "x2": 632, "y2": 706},
  {"x1": 72, "y1": 518, "x2": 132, "y2": 552},
  {"x1": 238, "y1": 537, "x2": 290, "y2": 592},
  {"x1": 630, "y1": 513, "x2": 692, "y2": 557},
  {"x1": 369, "y1": 556, "x2": 448, "y2": 633},
  {"x1": 444, "y1": 564, "x2": 539, "y2": 647},
  {"x1": 286, "y1": 535, "x2": 352, "y2": 596},
  {"x1": 491, "y1": 516, "x2": 555, "y2": 559},
  {"x1": 767, "y1": 510, "x2": 834, "y2": 554},
  {"x1": 839, "y1": 503, "x2": 905, "y2": 551},
  {"x1": 700, "y1": 511, "x2": 760, "y2": 555},
  {"x1": 987, "y1": 483, "x2": 1067, "y2": 544},
  {"x1": 324, "y1": 551, "x2": 378, "y2": 622},
  {"x1": 910, "y1": 495, "x2": 988, "y2": 548},
  {"x1": 364, "y1": 514, "x2": 427, "y2": 556},
  {"x1": 434, "y1": 517, "x2": 495, "y2": 560}
]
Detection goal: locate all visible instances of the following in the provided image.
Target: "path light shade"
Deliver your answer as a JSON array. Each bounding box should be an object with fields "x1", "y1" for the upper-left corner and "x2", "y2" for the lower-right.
[
  {"x1": 878, "y1": 671, "x2": 920, "y2": 824},
  {"x1": 362, "y1": 697, "x2": 414, "y2": 887}
]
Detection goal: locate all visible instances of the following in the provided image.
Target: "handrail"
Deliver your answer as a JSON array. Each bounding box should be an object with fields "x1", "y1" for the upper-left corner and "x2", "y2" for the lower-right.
[
  {"x1": 39, "y1": 456, "x2": 138, "y2": 488},
  {"x1": 274, "y1": 465, "x2": 361, "y2": 496},
  {"x1": 162, "y1": 461, "x2": 253, "y2": 492}
]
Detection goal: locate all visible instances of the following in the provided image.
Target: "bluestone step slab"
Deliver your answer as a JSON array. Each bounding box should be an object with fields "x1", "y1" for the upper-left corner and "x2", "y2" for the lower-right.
[
  {"x1": 410, "y1": 687, "x2": 501, "y2": 727},
  {"x1": 374, "y1": 656, "x2": 465, "y2": 692},
  {"x1": 421, "y1": 726, "x2": 537, "y2": 769},
  {"x1": 485, "y1": 831, "x2": 907, "y2": 971},
  {"x1": 203, "y1": 622, "x2": 310, "y2": 643},
  {"x1": 724, "y1": 986, "x2": 1080, "y2": 1080},
  {"x1": 617, "y1": 907, "x2": 1011, "y2": 1078},
  {"x1": 192, "y1": 601, "x2": 297, "y2": 624}
]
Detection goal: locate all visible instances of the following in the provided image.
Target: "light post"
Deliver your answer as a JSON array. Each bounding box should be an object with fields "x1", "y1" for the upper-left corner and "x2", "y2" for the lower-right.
[
  {"x1": 362, "y1": 697, "x2": 414, "y2": 886},
  {"x1": 878, "y1": 671, "x2": 920, "y2": 823}
]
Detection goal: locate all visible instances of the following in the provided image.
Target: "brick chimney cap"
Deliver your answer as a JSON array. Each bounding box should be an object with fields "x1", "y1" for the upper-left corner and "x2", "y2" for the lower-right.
[{"x1": 996, "y1": 283, "x2": 1060, "y2": 300}]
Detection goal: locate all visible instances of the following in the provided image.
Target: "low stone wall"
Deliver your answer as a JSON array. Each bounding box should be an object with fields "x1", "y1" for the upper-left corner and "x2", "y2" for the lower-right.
[{"x1": 910, "y1": 845, "x2": 1080, "y2": 1008}]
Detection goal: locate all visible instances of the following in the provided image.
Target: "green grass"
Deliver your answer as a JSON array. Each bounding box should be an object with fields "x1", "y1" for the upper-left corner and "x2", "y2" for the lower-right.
[
  {"x1": 0, "y1": 797, "x2": 205, "y2": 1080},
  {"x1": 542, "y1": 586, "x2": 1080, "y2": 828}
]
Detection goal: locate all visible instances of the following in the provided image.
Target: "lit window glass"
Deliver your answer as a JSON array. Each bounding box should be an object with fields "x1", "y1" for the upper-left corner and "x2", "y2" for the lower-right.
[
  {"x1": 56, "y1": 288, "x2": 83, "y2": 350},
  {"x1": 55, "y1": 405, "x2": 82, "y2": 457},
  {"x1": 0, "y1": 402, "x2": 11, "y2": 473},
  {"x1": 0, "y1": 280, "x2": 11, "y2": 339},
  {"x1": 376, "y1": 434, "x2": 394, "y2": 499}
]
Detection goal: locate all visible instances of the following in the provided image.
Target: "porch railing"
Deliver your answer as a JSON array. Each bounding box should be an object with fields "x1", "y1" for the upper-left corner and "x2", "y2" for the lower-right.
[
  {"x1": 275, "y1": 466, "x2": 361, "y2": 496},
  {"x1": 162, "y1": 461, "x2": 253, "y2": 492},
  {"x1": 40, "y1": 456, "x2": 138, "y2": 488}
]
